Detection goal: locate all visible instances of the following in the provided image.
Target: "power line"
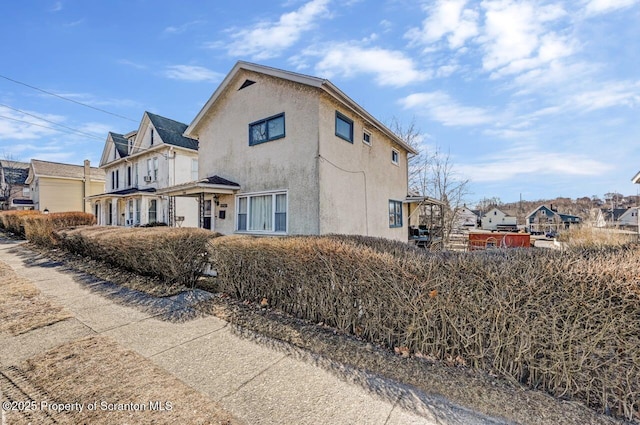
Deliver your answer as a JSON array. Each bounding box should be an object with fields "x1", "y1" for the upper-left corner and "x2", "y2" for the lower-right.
[
  {"x1": 0, "y1": 103, "x2": 104, "y2": 140},
  {"x1": 0, "y1": 74, "x2": 138, "y2": 122},
  {"x1": 0, "y1": 114, "x2": 105, "y2": 141}
]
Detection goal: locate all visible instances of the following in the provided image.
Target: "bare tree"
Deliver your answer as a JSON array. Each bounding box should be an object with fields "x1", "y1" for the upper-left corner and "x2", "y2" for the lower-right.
[
  {"x1": 388, "y1": 117, "x2": 426, "y2": 194},
  {"x1": 0, "y1": 153, "x2": 28, "y2": 210},
  {"x1": 389, "y1": 119, "x2": 471, "y2": 242}
]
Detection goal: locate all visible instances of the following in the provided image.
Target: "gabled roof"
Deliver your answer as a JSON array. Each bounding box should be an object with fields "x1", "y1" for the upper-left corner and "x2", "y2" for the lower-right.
[
  {"x1": 26, "y1": 159, "x2": 105, "y2": 183},
  {"x1": 525, "y1": 205, "x2": 581, "y2": 223},
  {"x1": 110, "y1": 132, "x2": 130, "y2": 158},
  {"x1": 145, "y1": 112, "x2": 198, "y2": 151},
  {"x1": 0, "y1": 160, "x2": 30, "y2": 185},
  {"x1": 184, "y1": 61, "x2": 417, "y2": 155}
]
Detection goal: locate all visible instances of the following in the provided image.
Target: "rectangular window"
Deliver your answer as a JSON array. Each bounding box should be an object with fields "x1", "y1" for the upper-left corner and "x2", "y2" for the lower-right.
[
  {"x1": 149, "y1": 199, "x2": 157, "y2": 223},
  {"x1": 108, "y1": 202, "x2": 113, "y2": 225},
  {"x1": 363, "y1": 131, "x2": 371, "y2": 145},
  {"x1": 150, "y1": 129, "x2": 154, "y2": 146},
  {"x1": 237, "y1": 191, "x2": 287, "y2": 233},
  {"x1": 135, "y1": 199, "x2": 141, "y2": 225},
  {"x1": 127, "y1": 166, "x2": 132, "y2": 187},
  {"x1": 115, "y1": 170, "x2": 120, "y2": 189},
  {"x1": 111, "y1": 171, "x2": 115, "y2": 190},
  {"x1": 237, "y1": 197, "x2": 247, "y2": 231},
  {"x1": 127, "y1": 199, "x2": 133, "y2": 225},
  {"x1": 249, "y1": 113, "x2": 285, "y2": 145},
  {"x1": 191, "y1": 159, "x2": 198, "y2": 181},
  {"x1": 335, "y1": 111, "x2": 353, "y2": 143},
  {"x1": 391, "y1": 149, "x2": 399, "y2": 165},
  {"x1": 153, "y1": 157, "x2": 158, "y2": 181},
  {"x1": 22, "y1": 187, "x2": 30, "y2": 196},
  {"x1": 389, "y1": 200, "x2": 403, "y2": 228}
]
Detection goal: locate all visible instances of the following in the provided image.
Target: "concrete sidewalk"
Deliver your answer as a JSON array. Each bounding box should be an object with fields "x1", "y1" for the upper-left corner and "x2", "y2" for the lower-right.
[{"x1": 0, "y1": 239, "x2": 506, "y2": 425}]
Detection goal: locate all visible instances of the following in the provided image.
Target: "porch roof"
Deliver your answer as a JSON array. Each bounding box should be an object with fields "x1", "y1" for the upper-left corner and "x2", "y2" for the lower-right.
[
  {"x1": 404, "y1": 195, "x2": 446, "y2": 206},
  {"x1": 156, "y1": 175, "x2": 241, "y2": 197},
  {"x1": 87, "y1": 187, "x2": 156, "y2": 200}
]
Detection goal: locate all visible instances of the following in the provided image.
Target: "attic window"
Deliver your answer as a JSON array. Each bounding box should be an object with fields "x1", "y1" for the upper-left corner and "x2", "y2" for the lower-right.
[
  {"x1": 239, "y1": 79, "x2": 256, "y2": 90},
  {"x1": 150, "y1": 129, "x2": 154, "y2": 146}
]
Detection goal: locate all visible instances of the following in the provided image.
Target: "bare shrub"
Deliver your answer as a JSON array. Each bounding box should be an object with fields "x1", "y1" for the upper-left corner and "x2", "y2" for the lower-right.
[
  {"x1": 0, "y1": 210, "x2": 40, "y2": 236},
  {"x1": 209, "y1": 235, "x2": 640, "y2": 421},
  {"x1": 23, "y1": 212, "x2": 96, "y2": 246},
  {"x1": 56, "y1": 226, "x2": 220, "y2": 287}
]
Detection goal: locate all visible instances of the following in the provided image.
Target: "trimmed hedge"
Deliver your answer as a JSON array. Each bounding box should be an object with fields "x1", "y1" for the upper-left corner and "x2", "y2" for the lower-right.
[
  {"x1": 23, "y1": 212, "x2": 96, "y2": 246},
  {"x1": 209, "y1": 235, "x2": 640, "y2": 421},
  {"x1": 0, "y1": 210, "x2": 41, "y2": 236},
  {"x1": 56, "y1": 226, "x2": 221, "y2": 287}
]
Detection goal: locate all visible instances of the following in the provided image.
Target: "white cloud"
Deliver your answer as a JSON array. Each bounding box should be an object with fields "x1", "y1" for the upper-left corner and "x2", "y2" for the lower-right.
[
  {"x1": 163, "y1": 65, "x2": 223, "y2": 83},
  {"x1": 583, "y1": 0, "x2": 640, "y2": 15},
  {"x1": 479, "y1": 0, "x2": 571, "y2": 77},
  {"x1": 569, "y1": 81, "x2": 640, "y2": 111},
  {"x1": 117, "y1": 59, "x2": 147, "y2": 70},
  {"x1": 400, "y1": 91, "x2": 493, "y2": 126},
  {"x1": 310, "y1": 44, "x2": 429, "y2": 87},
  {"x1": 221, "y1": 0, "x2": 331, "y2": 60},
  {"x1": 458, "y1": 147, "x2": 612, "y2": 182},
  {"x1": 0, "y1": 106, "x2": 64, "y2": 140},
  {"x1": 406, "y1": 0, "x2": 479, "y2": 49},
  {"x1": 51, "y1": 2, "x2": 63, "y2": 12},
  {"x1": 163, "y1": 20, "x2": 205, "y2": 35}
]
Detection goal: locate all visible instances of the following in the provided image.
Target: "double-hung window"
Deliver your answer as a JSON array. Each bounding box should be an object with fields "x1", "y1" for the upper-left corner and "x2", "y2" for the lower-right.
[
  {"x1": 236, "y1": 191, "x2": 287, "y2": 233},
  {"x1": 389, "y1": 200, "x2": 403, "y2": 228},
  {"x1": 148, "y1": 199, "x2": 157, "y2": 223},
  {"x1": 249, "y1": 113, "x2": 285, "y2": 145},
  {"x1": 335, "y1": 111, "x2": 353, "y2": 143}
]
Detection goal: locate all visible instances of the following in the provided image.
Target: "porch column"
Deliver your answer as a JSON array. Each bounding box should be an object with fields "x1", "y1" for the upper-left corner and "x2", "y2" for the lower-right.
[{"x1": 199, "y1": 193, "x2": 205, "y2": 229}]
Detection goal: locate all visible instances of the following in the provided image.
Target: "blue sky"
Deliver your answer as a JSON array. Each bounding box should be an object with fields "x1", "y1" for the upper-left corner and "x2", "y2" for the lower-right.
[{"x1": 1, "y1": 0, "x2": 639, "y2": 204}]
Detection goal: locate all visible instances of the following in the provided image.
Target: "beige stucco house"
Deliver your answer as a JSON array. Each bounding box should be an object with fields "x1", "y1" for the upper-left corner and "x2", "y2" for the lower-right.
[
  {"x1": 89, "y1": 112, "x2": 199, "y2": 227},
  {"x1": 25, "y1": 159, "x2": 105, "y2": 213},
  {"x1": 161, "y1": 61, "x2": 418, "y2": 241}
]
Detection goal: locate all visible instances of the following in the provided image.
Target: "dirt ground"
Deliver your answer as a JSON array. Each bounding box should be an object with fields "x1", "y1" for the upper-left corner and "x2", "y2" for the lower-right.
[{"x1": 11, "y1": 241, "x2": 635, "y2": 425}]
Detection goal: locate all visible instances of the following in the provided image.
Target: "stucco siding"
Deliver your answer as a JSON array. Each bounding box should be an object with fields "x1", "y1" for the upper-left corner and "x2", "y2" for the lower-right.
[
  {"x1": 317, "y1": 95, "x2": 409, "y2": 241},
  {"x1": 195, "y1": 70, "x2": 321, "y2": 235}
]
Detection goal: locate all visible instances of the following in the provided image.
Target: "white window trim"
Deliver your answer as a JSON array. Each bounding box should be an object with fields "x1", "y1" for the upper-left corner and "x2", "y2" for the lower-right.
[
  {"x1": 363, "y1": 130, "x2": 372, "y2": 146},
  {"x1": 391, "y1": 149, "x2": 399, "y2": 166},
  {"x1": 235, "y1": 189, "x2": 289, "y2": 235}
]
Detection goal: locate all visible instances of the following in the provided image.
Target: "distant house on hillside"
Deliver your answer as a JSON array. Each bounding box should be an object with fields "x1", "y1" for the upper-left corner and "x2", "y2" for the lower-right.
[
  {"x1": 525, "y1": 205, "x2": 581, "y2": 233},
  {"x1": 88, "y1": 112, "x2": 199, "y2": 227},
  {"x1": 0, "y1": 160, "x2": 32, "y2": 210},
  {"x1": 481, "y1": 208, "x2": 517, "y2": 231},
  {"x1": 25, "y1": 159, "x2": 105, "y2": 213},
  {"x1": 159, "y1": 61, "x2": 417, "y2": 241}
]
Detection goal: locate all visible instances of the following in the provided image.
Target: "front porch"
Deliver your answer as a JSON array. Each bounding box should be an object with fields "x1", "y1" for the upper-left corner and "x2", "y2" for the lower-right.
[{"x1": 156, "y1": 175, "x2": 241, "y2": 231}]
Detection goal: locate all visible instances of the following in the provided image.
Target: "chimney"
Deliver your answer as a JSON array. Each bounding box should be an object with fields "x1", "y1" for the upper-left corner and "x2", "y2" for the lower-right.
[{"x1": 83, "y1": 159, "x2": 90, "y2": 213}]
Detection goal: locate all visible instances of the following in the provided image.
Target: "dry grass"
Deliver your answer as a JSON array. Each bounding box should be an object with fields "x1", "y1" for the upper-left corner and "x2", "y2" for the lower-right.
[
  {"x1": 0, "y1": 210, "x2": 40, "y2": 236},
  {"x1": 2, "y1": 335, "x2": 242, "y2": 425},
  {"x1": 558, "y1": 225, "x2": 639, "y2": 248},
  {"x1": 0, "y1": 261, "x2": 71, "y2": 335}
]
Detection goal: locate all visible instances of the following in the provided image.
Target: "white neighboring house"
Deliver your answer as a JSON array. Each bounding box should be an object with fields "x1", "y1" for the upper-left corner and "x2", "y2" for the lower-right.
[
  {"x1": 481, "y1": 208, "x2": 517, "y2": 231},
  {"x1": 616, "y1": 206, "x2": 639, "y2": 231},
  {"x1": 89, "y1": 112, "x2": 199, "y2": 227},
  {"x1": 452, "y1": 206, "x2": 479, "y2": 231},
  {"x1": 160, "y1": 61, "x2": 417, "y2": 241}
]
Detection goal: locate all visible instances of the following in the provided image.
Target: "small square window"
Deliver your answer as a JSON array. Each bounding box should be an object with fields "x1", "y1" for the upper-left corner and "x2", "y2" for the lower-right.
[
  {"x1": 363, "y1": 131, "x2": 371, "y2": 145},
  {"x1": 335, "y1": 112, "x2": 353, "y2": 143},
  {"x1": 391, "y1": 149, "x2": 399, "y2": 165}
]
